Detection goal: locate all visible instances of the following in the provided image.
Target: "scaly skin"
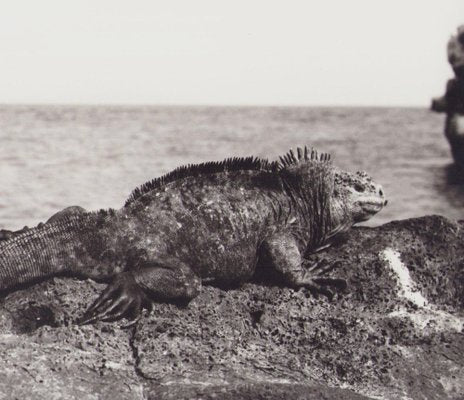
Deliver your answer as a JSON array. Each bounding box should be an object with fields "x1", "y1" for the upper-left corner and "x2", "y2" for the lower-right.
[{"x1": 0, "y1": 147, "x2": 387, "y2": 324}]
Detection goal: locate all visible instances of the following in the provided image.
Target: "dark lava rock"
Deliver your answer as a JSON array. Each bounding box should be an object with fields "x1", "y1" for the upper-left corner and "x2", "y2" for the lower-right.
[{"x1": 0, "y1": 215, "x2": 463, "y2": 399}]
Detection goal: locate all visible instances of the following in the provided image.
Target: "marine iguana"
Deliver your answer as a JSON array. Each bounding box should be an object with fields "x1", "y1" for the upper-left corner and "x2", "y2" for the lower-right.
[{"x1": 0, "y1": 147, "x2": 387, "y2": 324}]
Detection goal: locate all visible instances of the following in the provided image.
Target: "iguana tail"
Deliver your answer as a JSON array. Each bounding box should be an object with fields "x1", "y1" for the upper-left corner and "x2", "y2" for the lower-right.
[{"x1": 0, "y1": 215, "x2": 93, "y2": 292}]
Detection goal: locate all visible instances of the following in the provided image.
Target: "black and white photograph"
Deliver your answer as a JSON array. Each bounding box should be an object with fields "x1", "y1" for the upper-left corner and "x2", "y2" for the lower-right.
[{"x1": 0, "y1": 1, "x2": 463, "y2": 399}]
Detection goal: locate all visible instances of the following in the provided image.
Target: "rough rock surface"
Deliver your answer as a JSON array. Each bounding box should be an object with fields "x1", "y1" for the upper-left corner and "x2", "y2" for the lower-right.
[{"x1": 0, "y1": 215, "x2": 463, "y2": 399}]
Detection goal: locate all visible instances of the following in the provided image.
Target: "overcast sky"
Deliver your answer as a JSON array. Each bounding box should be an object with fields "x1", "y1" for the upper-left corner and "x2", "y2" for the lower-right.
[{"x1": 0, "y1": 1, "x2": 462, "y2": 106}]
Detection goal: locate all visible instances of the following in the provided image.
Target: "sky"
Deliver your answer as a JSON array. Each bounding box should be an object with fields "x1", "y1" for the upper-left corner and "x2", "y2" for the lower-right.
[{"x1": 0, "y1": 1, "x2": 462, "y2": 106}]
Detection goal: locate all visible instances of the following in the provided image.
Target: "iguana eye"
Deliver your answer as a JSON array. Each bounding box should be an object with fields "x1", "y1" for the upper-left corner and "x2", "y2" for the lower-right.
[{"x1": 354, "y1": 183, "x2": 365, "y2": 192}]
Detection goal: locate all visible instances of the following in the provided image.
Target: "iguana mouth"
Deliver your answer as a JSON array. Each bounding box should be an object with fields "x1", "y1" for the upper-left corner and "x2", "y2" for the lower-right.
[{"x1": 361, "y1": 199, "x2": 387, "y2": 215}]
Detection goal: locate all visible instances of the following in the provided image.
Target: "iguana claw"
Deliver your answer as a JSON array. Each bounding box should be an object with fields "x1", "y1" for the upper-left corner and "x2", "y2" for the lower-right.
[
  {"x1": 78, "y1": 272, "x2": 152, "y2": 325},
  {"x1": 304, "y1": 259, "x2": 343, "y2": 275},
  {"x1": 300, "y1": 259, "x2": 347, "y2": 298},
  {"x1": 303, "y1": 277, "x2": 347, "y2": 300}
]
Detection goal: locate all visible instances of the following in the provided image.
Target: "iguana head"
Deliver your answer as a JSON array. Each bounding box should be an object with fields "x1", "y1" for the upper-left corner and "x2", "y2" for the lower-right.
[
  {"x1": 331, "y1": 168, "x2": 387, "y2": 226},
  {"x1": 278, "y1": 147, "x2": 387, "y2": 239}
]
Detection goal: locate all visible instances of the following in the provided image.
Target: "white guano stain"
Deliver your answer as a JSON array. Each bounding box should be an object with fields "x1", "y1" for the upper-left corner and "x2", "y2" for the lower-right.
[
  {"x1": 381, "y1": 248, "x2": 427, "y2": 307},
  {"x1": 380, "y1": 248, "x2": 464, "y2": 333}
]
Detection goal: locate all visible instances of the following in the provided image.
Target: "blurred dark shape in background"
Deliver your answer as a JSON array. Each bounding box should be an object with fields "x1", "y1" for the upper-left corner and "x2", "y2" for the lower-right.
[{"x1": 431, "y1": 24, "x2": 464, "y2": 168}]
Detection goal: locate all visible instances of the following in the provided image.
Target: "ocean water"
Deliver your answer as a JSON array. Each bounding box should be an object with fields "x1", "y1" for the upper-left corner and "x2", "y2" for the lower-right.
[{"x1": 0, "y1": 105, "x2": 463, "y2": 230}]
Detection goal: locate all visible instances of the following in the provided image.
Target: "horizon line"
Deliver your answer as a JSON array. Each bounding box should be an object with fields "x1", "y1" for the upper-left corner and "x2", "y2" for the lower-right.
[{"x1": 0, "y1": 102, "x2": 431, "y2": 109}]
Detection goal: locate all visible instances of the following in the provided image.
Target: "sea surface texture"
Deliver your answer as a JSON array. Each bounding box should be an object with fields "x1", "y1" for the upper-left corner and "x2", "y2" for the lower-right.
[{"x1": 0, "y1": 105, "x2": 462, "y2": 230}]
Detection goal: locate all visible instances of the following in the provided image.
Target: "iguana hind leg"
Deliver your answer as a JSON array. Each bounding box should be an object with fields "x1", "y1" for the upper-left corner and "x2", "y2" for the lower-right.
[
  {"x1": 79, "y1": 258, "x2": 201, "y2": 324},
  {"x1": 46, "y1": 206, "x2": 87, "y2": 224},
  {"x1": 259, "y1": 233, "x2": 346, "y2": 298}
]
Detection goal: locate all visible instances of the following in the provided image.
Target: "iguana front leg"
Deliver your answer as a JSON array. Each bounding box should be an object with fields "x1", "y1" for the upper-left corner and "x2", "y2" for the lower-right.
[
  {"x1": 259, "y1": 233, "x2": 346, "y2": 298},
  {"x1": 79, "y1": 258, "x2": 201, "y2": 324}
]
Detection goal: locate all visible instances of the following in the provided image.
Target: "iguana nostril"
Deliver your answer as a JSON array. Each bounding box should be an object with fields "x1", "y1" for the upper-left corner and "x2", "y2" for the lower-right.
[
  {"x1": 379, "y1": 189, "x2": 383, "y2": 196},
  {"x1": 384, "y1": 199, "x2": 388, "y2": 206}
]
